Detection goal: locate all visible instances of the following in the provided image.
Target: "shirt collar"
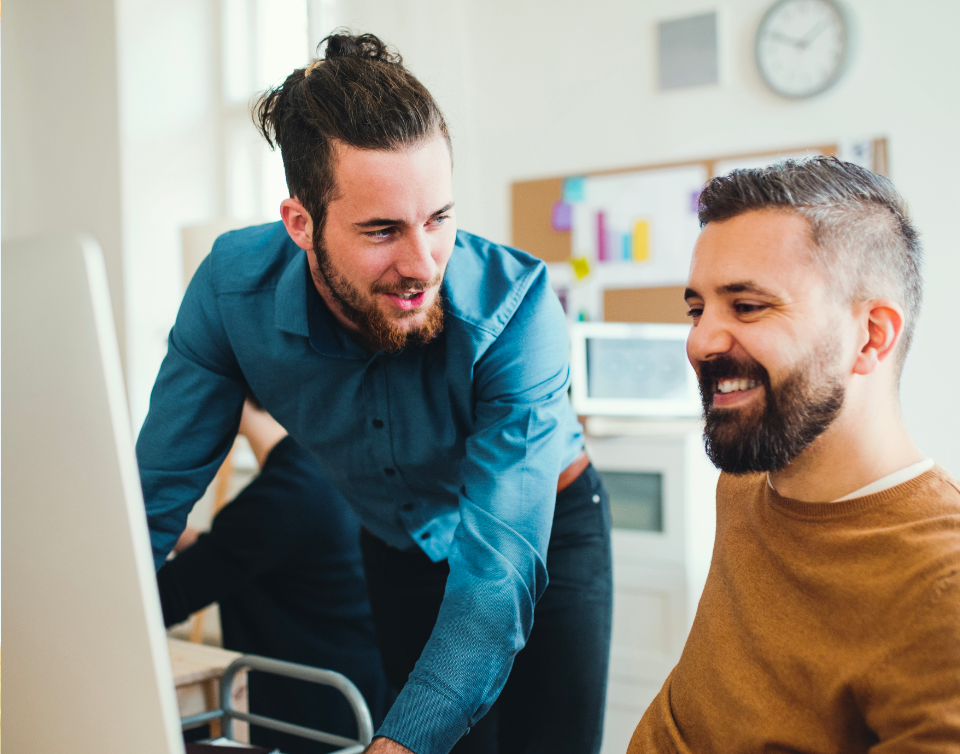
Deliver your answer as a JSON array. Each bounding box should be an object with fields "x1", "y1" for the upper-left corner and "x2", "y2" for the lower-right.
[
  {"x1": 273, "y1": 250, "x2": 368, "y2": 359},
  {"x1": 274, "y1": 251, "x2": 311, "y2": 338}
]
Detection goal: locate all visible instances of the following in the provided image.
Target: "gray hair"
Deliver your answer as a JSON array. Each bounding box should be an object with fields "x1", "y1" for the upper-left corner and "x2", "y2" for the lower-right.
[{"x1": 698, "y1": 157, "x2": 923, "y2": 373}]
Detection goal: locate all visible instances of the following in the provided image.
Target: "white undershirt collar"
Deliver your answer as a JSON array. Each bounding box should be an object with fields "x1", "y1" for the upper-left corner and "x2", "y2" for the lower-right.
[{"x1": 766, "y1": 459, "x2": 934, "y2": 502}]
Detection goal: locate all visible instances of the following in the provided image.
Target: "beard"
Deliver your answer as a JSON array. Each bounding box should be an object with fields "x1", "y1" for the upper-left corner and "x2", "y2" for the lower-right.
[
  {"x1": 697, "y1": 339, "x2": 846, "y2": 475},
  {"x1": 311, "y1": 241, "x2": 445, "y2": 354}
]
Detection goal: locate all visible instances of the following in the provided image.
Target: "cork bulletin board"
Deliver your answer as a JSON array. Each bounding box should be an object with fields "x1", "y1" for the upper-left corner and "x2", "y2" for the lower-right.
[{"x1": 511, "y1": 138, "x2": 888, "y2": 324}]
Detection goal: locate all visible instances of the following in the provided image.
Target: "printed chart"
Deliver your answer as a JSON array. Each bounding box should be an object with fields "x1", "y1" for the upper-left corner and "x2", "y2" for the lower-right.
[{"x1": 549, "y1": 163, "x2": 708, "y2": 321}]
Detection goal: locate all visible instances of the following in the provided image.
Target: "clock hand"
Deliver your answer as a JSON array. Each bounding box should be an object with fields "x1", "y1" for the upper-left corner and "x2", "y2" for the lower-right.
[
  {"x1": 767, "y1": 30, "x2": 804, "y2": 48},
  {"x1": 799, "y1": 19, "x2": 829, "y2": 49}
]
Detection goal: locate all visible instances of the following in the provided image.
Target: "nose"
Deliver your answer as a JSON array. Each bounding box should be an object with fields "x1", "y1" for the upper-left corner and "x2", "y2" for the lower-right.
[
  {"x1": 394, "y1": 229, "x2": 438, "y2": 283},
  {"x1": 687, "y1": 307, "x2": 734, "y2": 366}
]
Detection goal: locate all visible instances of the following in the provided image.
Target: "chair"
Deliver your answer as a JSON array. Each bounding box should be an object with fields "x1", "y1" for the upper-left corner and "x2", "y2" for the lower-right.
[{"x1": 180, "y1": 654, "x2": 374, "y2": 754}]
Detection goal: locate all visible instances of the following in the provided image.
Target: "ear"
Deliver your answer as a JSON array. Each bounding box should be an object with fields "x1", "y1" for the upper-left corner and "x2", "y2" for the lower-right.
[
  {"x1": 852, "y1": 299, "x2": 905, "y2": 376},
  {"x1": 280, "y1": 197, "x2": 314, "y2": 252}
]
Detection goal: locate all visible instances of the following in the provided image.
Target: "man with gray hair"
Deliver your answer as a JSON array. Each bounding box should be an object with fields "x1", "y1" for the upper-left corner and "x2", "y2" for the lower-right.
[{"x1": 628, "y1": 157, "x2": 960, "y2": 752}]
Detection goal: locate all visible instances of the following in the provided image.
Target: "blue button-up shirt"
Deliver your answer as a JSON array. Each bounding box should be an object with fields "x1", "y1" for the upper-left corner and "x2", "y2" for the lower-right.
[{"x1": 137, "y1": 222, "x2": 583, "y2": 753}]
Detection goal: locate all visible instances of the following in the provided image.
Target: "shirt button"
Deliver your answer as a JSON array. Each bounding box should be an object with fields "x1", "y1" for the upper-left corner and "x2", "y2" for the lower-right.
[
  {"x1": 385, "y1": 468, "x2": 396, "y2": 476},
  {"x1": 372, "y1": 419, "x2": 384, "y2": 429},
  {"x1": 420, "y1": 531, "x2": 431, "y2": 540},
  {"x1": 401, "y1": 503, "x2": 414, "y2": 512},
  {"x1": 592, "y1": 494, "x2": 601, "y2": 503}
]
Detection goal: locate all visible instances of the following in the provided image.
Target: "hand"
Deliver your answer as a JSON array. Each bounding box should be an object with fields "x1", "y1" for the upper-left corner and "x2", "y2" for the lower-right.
[
  {"x1": 173, "y1": 526, "x2": 202, "y2": 553},
  {"x1": 364, "y1": 737, "x2": 415, "y2": 754}
]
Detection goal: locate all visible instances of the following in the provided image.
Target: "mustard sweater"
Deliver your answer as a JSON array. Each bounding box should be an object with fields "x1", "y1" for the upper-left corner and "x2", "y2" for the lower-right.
[{"x1": 628, "y1": 467, "x2": 960, "y2": 753}]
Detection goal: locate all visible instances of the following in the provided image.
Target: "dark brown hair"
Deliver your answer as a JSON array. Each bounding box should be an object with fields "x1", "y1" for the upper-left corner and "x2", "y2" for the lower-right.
[
  {"x1": 698, "y1": 157, "x2": 923, "y2": 372},
  {"x1": 254, "y1": 31, "x2": 450, "y2": 241}
]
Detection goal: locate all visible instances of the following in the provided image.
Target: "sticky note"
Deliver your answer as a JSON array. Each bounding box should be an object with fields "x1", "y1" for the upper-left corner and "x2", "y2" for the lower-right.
[
  {"x1": 622, "y1": 233, "x2": 632, "y2": 261},
  {"x1": 551, "y1": 200, "x2": 573, "y2": 232},
  {"x1": 596, "y1": 212, "x2": 608, "y2": 262},
  {"x1": 563, "y1": 177, "x2": 586, "y2": 203},
  {"x1": 690, "y1": 189, "x2": 701, "y2": 214},
  {"x1": 571, "y1": 257, "x2": 591, "y2": 280},
  {"x1": 633, "y1": 220, "x2": 651, "y2": 262}
]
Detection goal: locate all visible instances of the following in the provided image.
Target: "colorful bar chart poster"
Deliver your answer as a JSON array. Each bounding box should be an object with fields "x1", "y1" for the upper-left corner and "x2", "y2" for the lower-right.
[{"x1": 569, "y1": 163, "x2": 707, "y2": 287}]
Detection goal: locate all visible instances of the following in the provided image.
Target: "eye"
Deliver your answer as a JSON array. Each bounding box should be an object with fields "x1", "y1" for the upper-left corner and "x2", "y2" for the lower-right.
[
  {"x1": 686, "y1": 307, "x2": 703, "y2": 320},
  {"x1": 428, "y1": 214, "x2": 450, "y2": 228},
  {"x1": 365, "y1": 227, "x2": 396, "y2": 240},
  {"x1": 734, "y1": 302, "x2": 766, "y2": 315}
]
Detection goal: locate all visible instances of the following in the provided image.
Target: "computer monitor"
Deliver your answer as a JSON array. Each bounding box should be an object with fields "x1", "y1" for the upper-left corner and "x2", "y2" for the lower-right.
[
  {"x1": 2, "y1": 235, "x2": 185, "y2": 754},
  {"x1": 569, "y1": 321, "x2": 702, "y2": 418}
]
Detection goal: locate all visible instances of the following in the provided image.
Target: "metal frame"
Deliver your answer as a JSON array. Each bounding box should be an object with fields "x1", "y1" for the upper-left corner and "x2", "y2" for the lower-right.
[{"x1": 181, "y1": 654, "x2": 374, "y2": 754}]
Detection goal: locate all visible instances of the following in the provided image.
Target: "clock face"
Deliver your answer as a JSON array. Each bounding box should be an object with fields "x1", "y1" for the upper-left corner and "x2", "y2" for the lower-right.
[{"x1": 756, "y1": 0, "x2": 849, "y2": 98}]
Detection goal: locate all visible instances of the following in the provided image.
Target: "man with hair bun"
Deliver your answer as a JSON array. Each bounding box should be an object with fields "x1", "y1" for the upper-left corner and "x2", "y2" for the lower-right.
[
  {"x1": 628, "y1": 157, "x2": 960, "y2": 752},
  {"x1": 137, "y1": 32, "x2": 612, "y2": 754}
]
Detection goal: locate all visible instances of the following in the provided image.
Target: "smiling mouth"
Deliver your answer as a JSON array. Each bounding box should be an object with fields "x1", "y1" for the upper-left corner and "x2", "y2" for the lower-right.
[
  {"x1": 716, "y1": 378, "x2": 760, "y2": 394},
  {"x1": 384, "y1": 289, "x2": 429, "y2": 311},
  {"x1": 710, "y1": 377, "x2": 763, "y2": 409}
]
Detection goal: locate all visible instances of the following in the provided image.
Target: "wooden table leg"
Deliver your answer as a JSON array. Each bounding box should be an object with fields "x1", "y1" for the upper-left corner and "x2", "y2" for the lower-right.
[{"x1": 203, "y1": 678, "x2": 221, "y2": 738}]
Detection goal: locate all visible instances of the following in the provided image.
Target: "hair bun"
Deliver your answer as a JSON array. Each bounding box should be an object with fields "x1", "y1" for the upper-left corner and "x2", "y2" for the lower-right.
[{"x1": 322, "y1": 31, "x2": 401, "y2": 64}]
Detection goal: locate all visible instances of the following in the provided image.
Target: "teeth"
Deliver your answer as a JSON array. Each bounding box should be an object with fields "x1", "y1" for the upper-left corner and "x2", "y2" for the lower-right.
[{"x1": 717, "y1": 379, "x2": 758, "y2": 394}]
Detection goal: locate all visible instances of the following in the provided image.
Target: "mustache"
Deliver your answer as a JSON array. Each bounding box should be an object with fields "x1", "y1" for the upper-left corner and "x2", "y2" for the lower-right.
[
  {"x1": 371, "y1": 272, "x2": 444, "y2": 296},
  {"x1": 697, "y1": 355, "x2": 769, "y2": 391}
]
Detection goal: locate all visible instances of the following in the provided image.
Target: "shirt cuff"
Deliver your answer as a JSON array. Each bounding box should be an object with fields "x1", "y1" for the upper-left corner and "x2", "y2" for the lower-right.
[{"x1": 376, "y1": 681, "x2": 472, "y2": 754}]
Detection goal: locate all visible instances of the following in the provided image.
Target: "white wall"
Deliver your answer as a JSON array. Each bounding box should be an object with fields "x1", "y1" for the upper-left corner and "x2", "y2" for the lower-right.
[
  {"x1": 116, "y1": 0, "x2": 222, "y2": 428},
  {"x1": 336, "y1": 0, "x2": 960, "y2": 474},
  {"x1": 2, "y1": 0, "x2": 126, "y2": 360}
]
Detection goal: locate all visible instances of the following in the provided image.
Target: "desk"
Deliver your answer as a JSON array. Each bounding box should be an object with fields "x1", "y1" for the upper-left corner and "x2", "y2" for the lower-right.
[{"x1": 168, "y1": 638, "x2": 249, "y2": 742}]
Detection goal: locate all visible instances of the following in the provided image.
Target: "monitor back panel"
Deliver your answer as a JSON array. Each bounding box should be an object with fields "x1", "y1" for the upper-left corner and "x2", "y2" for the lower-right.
[{"x1": 2, "y1": 235, "x2": 184, "y2": 754}]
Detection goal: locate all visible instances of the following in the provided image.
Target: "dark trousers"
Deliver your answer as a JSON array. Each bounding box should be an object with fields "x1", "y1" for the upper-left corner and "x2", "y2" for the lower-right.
[{"x1": 361, "y1": 464, "x2": 613, "y2": 754}]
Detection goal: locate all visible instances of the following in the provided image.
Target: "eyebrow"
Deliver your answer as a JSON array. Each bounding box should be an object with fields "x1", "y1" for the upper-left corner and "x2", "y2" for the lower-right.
[
  {"x1": 353, "y1": 202, "x2": 455, "y2": 229},
  {"x1": 684, "y1": 281, "x2": 779, "y2": 300}
]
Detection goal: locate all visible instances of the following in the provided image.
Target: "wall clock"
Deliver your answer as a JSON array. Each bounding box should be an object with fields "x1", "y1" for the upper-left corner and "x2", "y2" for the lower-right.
[{"x1": 755, "y1": 0, "x2": 851, "y2": 98}]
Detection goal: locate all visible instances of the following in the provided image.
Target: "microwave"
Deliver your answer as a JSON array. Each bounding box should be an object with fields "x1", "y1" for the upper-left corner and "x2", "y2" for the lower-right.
[{"x1": 569, "y1": 322, "x2": 702, "y2": 418}]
